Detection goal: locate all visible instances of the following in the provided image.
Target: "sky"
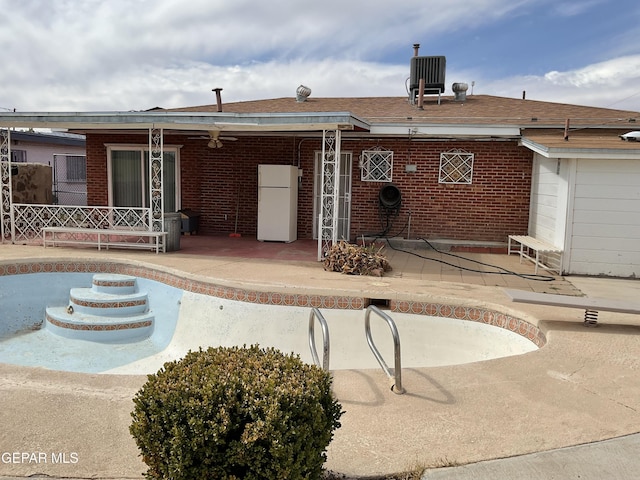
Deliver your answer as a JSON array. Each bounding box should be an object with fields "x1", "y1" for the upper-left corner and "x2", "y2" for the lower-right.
[{"x1": 1, "y1": 0, "x2": 639, "y2": 113}]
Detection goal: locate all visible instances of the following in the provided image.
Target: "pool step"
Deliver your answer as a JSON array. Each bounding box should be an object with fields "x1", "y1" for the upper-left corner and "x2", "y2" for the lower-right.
[
  {"x1": 45, "y1": 274, "x2": 154, "y2": 343},
  {"x1": 45, "y1": 308, "x2": 154, "y2": 342},
  {"x1": 69, "y1": 288, "x2": 149, "y2": 316},
  {"x1": 91, "y1": 273, "x2": 137, "y2": 294}
]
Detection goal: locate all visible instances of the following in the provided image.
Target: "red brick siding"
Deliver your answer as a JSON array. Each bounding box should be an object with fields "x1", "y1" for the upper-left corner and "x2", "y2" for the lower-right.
[{"x1": 85, "y1": 134, "x2": 532, "y2": 243}]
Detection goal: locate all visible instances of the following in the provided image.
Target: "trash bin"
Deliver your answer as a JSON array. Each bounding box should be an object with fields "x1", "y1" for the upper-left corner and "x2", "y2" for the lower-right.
[
  {"x1": 163, "y1": 212, "x2": 182, "y2": 251},
  {"x1": 179, "y1": 209, "x2": 200, "y2": 235}
]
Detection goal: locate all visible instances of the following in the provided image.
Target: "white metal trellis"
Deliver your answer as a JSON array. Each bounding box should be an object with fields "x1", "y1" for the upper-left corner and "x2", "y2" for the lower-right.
[
  {"x1": 1, "y1": 128, "x2": 164, "y2": 244},
  {"x1": 317, "y1": 130, "x2": 342, "y2": 260},
  {"x1": 149, "y1": 128, "x2": 164, "y2": 233},
  {"x1": 10, "y1": 204, "x2": 152, "y2": 243},
  {"x1": 0, "y1": 129, "x2": 12, "y2": 242}
]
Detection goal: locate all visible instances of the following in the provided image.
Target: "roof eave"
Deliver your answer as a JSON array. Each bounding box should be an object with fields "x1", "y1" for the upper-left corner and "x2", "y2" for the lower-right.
[
  {"x1": 520, "y1": 137, "x2": 640, "y2": 159},
  {"x1": 0, "y1": 111, "x2": 370, "y2": 132}
]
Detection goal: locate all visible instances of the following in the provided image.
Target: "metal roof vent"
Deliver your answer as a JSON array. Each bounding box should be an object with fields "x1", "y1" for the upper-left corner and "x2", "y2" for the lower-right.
[
  {"x1": 620, "y1": 131, "x2": 640, "y2": 141},
  {"x1": 296, "y1": 85, "x2": 311, "y2": 102},
  {"x1": 452, "y1": 82, "x2": 468, "y2": 102}
]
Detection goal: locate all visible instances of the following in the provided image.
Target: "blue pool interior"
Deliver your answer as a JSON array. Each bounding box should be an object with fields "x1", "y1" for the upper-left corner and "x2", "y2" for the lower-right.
[{"x1": 0, "y1": 272, "x2": 182, "y2": 373}]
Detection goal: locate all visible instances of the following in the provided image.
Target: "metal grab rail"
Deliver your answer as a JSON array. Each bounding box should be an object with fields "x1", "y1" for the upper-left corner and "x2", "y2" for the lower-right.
[
  {"x1": 364, "y1": 305, "x2": 405, "y2": 394},
  {"x1": 308, "y1": 308, "x2": 330, "y2": 371}
]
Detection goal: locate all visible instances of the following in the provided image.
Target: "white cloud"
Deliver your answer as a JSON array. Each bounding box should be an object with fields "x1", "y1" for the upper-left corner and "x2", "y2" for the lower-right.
[
  {"x1": 552, "y1": 0, "x2": 604, "y2": 17},
  {"x1": 0, "y1": 0, "x2": 638, "y2": 114},
  {"x1": 475, "y1": 55, "x2": 640, "y2": 111}
]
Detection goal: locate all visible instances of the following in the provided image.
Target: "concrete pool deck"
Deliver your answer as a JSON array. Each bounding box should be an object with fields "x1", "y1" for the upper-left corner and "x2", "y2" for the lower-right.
[{"x1": 0, "y1": 238, "x2": 639, "y2": 479}]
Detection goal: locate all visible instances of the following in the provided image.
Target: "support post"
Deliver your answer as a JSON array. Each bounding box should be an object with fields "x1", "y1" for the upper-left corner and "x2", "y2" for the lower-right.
[
  {"x1": 0, "y1": 129, "x2": 13, "y2": 243},
  {"x1": 149, "y1": 128, "x2": 164, "y2": 234},
  {"x1": 317, "y1": 129, "x2": 341, "y2": 260}
]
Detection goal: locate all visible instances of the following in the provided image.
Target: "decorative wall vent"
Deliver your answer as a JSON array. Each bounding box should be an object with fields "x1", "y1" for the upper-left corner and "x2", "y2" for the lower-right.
[
  {"x1": 439, "y1": 149, "x2": 474, "y2": 184},
  {"x1": 361, "y1": 148, "x2": 393, "y2": 182}
]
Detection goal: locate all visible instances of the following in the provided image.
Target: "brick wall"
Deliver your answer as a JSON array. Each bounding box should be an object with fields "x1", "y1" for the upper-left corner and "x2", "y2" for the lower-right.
[{"x1": 85, "y1": 133, "x2": 532, "y2": 243}]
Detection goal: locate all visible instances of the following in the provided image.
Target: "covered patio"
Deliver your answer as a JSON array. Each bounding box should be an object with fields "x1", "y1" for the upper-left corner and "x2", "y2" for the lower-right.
[{"x1": 0, "y1": 110, "x2": 368, "y2": 259}]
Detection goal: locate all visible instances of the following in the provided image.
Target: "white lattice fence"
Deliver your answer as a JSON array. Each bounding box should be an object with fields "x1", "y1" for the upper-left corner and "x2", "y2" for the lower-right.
[{"x1": 11, "y1": 204, "x2": 151, "y2": 243}]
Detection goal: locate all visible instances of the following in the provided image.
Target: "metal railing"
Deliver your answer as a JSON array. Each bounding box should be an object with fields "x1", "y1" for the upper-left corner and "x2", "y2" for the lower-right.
[
  {"x1": 9, "y1": 204, "x2": 152, "y2": 243},
  {"x1": 308, "y1": 307, "x2": 330, "y2": 371},
  {"x1": 364, "y1": 305, "x2": 405, "y2": 394}
]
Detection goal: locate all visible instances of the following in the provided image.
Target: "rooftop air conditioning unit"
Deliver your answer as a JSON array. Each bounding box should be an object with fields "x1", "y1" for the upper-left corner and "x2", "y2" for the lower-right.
[{"x1": 410, "y1": 55, "x2": 446, "y2": 99}]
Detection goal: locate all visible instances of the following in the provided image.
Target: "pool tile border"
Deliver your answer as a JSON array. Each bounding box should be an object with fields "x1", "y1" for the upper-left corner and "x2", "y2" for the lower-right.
[
  {"x1": 0, "y1": 260, "x2": 546, "y2": 347},
  {"x1": 45, "y1": 312, "x2": 153, "y2": 331}
]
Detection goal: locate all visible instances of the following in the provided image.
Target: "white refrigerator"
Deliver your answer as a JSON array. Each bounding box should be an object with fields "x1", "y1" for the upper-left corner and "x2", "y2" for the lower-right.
[{"x1": 257, "y1": 164, "x2": 299, "y2": 242}]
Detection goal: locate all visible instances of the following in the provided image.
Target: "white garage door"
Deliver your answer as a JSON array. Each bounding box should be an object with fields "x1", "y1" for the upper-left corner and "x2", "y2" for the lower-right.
[{"x1": 568, "y1": 159, "x2": 640, "y2": 276}]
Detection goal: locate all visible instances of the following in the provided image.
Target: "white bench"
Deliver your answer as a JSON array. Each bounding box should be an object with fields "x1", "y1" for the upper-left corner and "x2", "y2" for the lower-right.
[
  {"x1": 42, "y1": 227, "x2": 167, "y2": 254},
  {"x1": 504, "y1": 289, "x2": 640, "y2": 326},
  {"x1": 508, "y1": 235, "x2": 563, "y2": 274}
]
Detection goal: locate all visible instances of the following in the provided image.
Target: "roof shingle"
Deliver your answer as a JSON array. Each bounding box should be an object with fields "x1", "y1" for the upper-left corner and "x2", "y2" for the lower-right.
[{"x1": 169, "y1": 94, "x2": 640, "y2": 128}]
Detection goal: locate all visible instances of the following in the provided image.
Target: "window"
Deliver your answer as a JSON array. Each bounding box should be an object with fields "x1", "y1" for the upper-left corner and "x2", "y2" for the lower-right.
[
  {"x1": 439, "y1": 149, "x2": 474, "y2": 184},
  {"x1": 11, "y1": 150, "x2": 26, "y2": 163},
  {"x1": 108, "y1": 146, "x2": 179, "y2": 213},
  {"x1": 360, "y1": 149, "x2": 393, "y2": 182},
  {"x1": 66, "y1": 155, "x2": 86, "y2": 181}
]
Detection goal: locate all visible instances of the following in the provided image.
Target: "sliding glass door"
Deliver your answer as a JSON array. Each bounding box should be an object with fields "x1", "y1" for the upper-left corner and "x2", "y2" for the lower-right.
[{"x1": 109, "y1": 147, "x2": 178, "y2": 213}]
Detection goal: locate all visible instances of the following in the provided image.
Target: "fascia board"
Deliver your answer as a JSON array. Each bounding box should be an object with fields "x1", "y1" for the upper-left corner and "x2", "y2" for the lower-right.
[
  {"x1": 369, "y1": 124, "x2": 521, "y2": 137},
  {"x1": 0, "y1": 111, "x2": 369, "y2": 132}
]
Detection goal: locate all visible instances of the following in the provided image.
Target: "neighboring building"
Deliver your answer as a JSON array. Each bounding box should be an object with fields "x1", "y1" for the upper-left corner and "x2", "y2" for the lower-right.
[
  {"x1": 8, "y1": 129, "x2": 86, "y2": 205},
  {"x1": 0, "y1": 89, "x2": 639, "y2": 276}
]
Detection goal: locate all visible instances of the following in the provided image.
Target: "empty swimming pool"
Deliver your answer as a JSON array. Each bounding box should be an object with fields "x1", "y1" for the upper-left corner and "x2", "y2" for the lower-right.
[{"x1": 0, "y1": 271, "x2": 540, "y2": 375}]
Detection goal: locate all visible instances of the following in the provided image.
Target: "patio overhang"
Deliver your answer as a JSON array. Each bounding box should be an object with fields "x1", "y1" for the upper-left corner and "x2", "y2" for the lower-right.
[{"x1": 0, "y1": 111, "x2": 370, "y2": 133}]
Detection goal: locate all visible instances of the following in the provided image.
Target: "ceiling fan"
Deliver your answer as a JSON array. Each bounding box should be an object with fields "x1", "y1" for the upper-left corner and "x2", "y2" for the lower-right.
[{"x1": 188, "y1": 130, "x2": 238, "y2": 148}]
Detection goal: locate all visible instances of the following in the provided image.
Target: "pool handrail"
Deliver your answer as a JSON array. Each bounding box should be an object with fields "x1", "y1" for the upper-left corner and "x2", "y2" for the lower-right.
[
  {"x1": 308, "y1": 307, "x2": 330, "y2": 371},
  {"x1": 364, "y1": 305, "x2": 405, "y2": 394}
]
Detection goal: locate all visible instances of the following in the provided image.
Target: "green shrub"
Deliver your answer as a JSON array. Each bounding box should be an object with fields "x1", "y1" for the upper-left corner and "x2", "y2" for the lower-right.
[{"x1": 130, "y1": 345, "x2": 343, "y2": 480}]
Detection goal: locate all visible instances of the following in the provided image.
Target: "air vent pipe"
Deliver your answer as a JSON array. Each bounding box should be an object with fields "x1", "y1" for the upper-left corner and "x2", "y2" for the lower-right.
[{"x1": 212, "y1": 88, "x2": 223, "y2": 112}]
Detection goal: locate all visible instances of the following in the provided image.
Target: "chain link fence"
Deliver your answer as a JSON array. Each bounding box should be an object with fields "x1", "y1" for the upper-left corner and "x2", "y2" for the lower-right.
[{"x1": 52, "y1": 153, "x2": 87, "y2": 205}]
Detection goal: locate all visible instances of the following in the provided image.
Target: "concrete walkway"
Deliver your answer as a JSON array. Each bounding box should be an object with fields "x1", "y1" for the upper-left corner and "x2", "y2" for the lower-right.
[
  {"x1": 0, "y1": 240, "x2": 639, "y2": 479},
  {"x1": 421, "y1": 433, "x2": 640, "y2": 480}
]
